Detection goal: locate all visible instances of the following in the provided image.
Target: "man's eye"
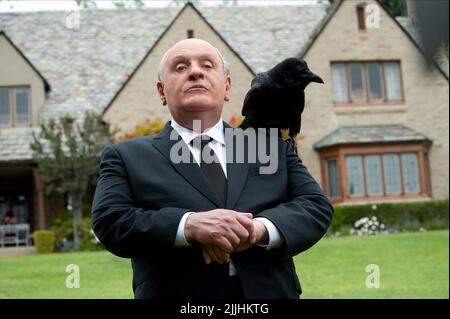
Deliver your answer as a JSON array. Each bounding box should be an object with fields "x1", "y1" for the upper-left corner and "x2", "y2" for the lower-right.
[
  {"x1": 203, "y1": 63, "x2": 213, "y2": 69},
  {"x1": 176, "y1": 64, "x2": 187, "y2": 72}
]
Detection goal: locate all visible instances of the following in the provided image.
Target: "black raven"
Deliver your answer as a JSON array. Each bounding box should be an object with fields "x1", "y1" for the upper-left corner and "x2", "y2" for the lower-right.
[{"x1": 239, "y1": 58, "x2": 324, "y2": 154}]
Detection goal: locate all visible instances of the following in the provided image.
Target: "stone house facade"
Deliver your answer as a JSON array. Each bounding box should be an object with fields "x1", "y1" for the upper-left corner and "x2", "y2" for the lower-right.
[{"x1": 0, "y1": 0, "x2": 448, "y2": 231}]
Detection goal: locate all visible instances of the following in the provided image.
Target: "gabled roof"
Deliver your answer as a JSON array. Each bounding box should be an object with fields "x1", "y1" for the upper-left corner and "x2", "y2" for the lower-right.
[
  {"x1": 0, "y1": 30, "x2": 51, "y2": 92},
  {"x1": 299, "y1": 0, "x2": 449, "y2": 80},
  {"x1": 0, "y1": 3, "x2": 327, "y2": 162},
  {"x1": 0, "y1": 127, "x2": 40, "y2": 162},
  {"x1": 0, "y1": 4, "x2": 327, "y2": 122},
  {"x1": 313, "y1": 124, "x2": 432, "y2": 150},
  {"x1": 103, "y1": 3, "x2": 257, "y2": 115},
  {"x1": 298, "y1": 0, "x2": 344, "y2": 59}
]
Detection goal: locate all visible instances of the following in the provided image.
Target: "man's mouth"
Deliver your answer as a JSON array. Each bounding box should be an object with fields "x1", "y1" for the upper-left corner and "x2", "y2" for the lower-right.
[{"x1": 187, "y1": 84, "x2": 208, "y2": 92}]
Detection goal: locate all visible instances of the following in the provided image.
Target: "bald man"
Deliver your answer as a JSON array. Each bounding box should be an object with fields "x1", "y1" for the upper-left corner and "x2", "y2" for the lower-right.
[{"x1": 92, "y1": 39, "x2": 333, "y2": 299}]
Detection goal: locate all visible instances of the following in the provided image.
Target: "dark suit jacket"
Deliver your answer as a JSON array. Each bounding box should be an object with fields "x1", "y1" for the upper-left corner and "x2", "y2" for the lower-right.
[{"x1": 91, "y1": 121, "x2": 333, "y2": 299}]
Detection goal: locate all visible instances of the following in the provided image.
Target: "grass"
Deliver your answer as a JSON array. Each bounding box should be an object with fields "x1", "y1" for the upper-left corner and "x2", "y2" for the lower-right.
[
  {"x1": 0, "y1": 250, "x2": 133, "y2": 298},
  {"x1": 295, "y1": 230, "x2": 449, "y2": 298},
  {"x1": 0, "y1": 230, "x2": 448, "y2": 299}
]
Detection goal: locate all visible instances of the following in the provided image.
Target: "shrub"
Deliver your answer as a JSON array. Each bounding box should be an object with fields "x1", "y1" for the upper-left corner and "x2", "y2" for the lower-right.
[
  {"x1": 115, "y1": 118, "x2": 166, "y2": 142},
  {"x1": 329, "y1": 199, "x2": 449, "y2": 235},
  {"x1": 34, "y1": 230, "x2": 55, "y2": 254},
  {"x1": 51, "y1": 210, "x2": 103, "y2": 251},
  {"x1": 51, "y1": 210, "x2": 73, "y2": 251},
  {"x1": 80, "y1": 217, "x2": 104, "y2": 251}
]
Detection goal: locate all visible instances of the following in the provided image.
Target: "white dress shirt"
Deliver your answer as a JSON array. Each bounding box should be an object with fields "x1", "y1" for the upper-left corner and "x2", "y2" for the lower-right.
[{"x1": 171, "y1": 118, "x2": 284, "y2": 275}]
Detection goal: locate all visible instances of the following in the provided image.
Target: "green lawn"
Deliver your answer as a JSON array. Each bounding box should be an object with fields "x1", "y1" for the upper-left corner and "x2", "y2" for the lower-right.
[
  {"x1": 295, "y1": 230, "x2": 449, "y2": 298},
  {"x1": 0, "y1": 230, "x2": 448, "y2": 299}
]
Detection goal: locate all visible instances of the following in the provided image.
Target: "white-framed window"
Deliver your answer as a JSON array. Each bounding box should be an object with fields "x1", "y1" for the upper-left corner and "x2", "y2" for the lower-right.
[
  {"x1": 344, "y1": 152, "x2": 421, "y2": 198},
  {"x1": 331, "y1": 61, "x2": 403, "y2": 104},
  {"x1": 325, "y1": 158, "x2": 341, "y2": 199}
]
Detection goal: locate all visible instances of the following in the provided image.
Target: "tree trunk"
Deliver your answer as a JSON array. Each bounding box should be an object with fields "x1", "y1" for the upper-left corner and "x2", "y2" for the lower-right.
[{"x1": 70, "y1": 192, "x2": 84, "y2": 251}]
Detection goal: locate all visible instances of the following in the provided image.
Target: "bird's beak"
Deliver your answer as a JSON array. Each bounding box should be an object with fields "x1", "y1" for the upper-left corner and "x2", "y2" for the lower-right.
[{"x1": 304, "y1": 70, "x2": 324, "y2": 84}]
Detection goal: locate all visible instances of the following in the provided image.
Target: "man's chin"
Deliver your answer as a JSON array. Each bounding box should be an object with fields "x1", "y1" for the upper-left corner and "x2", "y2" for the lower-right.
[{"x1": 181, "y1": 100, "x2": 217, "y2": 112}]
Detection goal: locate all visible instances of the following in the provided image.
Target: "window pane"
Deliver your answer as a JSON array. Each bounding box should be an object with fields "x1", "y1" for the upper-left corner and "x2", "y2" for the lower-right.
[
  {"x1": 401, "y1": 153, "x2": 420, "y2": 193},
  {"x1": 15, "y1": 88, "x2": 30, "y2": 125},
  {"x1": 367, "y1": 62, "x2": 384, "y2": 100},
  {"x1": 384, "y1": 62, "x2": 402, "y2": 100},
  {"x1": 346, "y1": 155, "x2": 364, "y2": 197},
  {"x1": 424, "y1": 153, "x2": 431, "y2": 194},
  {"x1": 0, "y1": 89, "x2": 11, "y2": 125},
  {"x1": 331, "y1": 63, "x2": 349, "y2": 102},
  {"x1": 365, "y1": 155, "x2": 383, "y2": 195},
  {"x1": 327, "y1": 158, "x2": 341, "y2": 198},
  {"x1": 349, "y1": 63, "x2": 366, "y2": 101},
  {"x1": 383, "y1": 154, "x2": 401, "y2": 194}
]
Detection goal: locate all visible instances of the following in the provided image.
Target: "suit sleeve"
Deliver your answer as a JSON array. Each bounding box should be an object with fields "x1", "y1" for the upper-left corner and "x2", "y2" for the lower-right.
[
  {"x1": 91, "y1": 145, "x2": 189, "y2": 258},
  {"x1": 256, "y1": 141, "x2": 333, "y2": 258}
]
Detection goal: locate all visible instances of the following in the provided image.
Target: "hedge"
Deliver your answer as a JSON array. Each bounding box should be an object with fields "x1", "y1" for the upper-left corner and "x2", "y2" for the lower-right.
[
  {"x1": 329, "y1": 198, "x2": 449, "y2": 235},
  {"x1": 34, "y1": 230, "x2": 55, "y2": 254}
]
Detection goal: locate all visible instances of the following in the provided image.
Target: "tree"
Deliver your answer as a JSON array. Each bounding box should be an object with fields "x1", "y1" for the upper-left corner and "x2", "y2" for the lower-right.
[
  {"x1": 30, "y1": 111, "x2": 115, "y2": 250},
  {"x1": 379, "y1": 0, "x2": 407, "y2": 17}
]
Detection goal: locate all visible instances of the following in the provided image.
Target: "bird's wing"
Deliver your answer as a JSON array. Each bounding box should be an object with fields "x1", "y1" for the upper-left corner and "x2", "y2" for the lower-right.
[{"x1": 241, "y1": 73, "x2": 272, "y2": 115}]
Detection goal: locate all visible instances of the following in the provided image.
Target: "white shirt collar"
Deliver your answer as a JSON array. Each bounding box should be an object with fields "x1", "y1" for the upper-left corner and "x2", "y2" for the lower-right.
[{"x1": 170, "y1": 117, "x2": 225, "y2": 146}]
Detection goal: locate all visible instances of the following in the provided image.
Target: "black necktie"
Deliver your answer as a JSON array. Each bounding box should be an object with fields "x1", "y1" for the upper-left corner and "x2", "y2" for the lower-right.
[{"x1": 191, "y1": 135, "x2": 227, "y2": 206}]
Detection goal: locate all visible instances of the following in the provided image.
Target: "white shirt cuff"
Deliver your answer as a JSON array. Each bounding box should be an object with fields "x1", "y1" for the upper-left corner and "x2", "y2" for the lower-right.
[
  {"x1": 174, "y1": 212, "x2": 193, "y2": 247},
  {"x1": 254, "y1": 217, "x2": 284, "y2": 250}
]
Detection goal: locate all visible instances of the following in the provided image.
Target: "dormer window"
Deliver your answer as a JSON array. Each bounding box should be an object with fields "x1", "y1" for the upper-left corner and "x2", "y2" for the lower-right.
[{"x1": 0, "y1": 86, "x2": 31, "y2": 127}]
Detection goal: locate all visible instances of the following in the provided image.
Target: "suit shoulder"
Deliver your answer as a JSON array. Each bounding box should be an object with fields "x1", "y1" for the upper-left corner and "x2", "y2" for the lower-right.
[{"x1": 108, "y1": 134, "x2": 160, "y2": 153}]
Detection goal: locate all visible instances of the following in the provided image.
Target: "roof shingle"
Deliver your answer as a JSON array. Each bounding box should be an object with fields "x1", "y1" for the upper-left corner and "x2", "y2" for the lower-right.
[
  {"x1": 0, "y1": 4, "x2": 328, "y2": 162},
  {"x1": 313, "y1": 124, "x2": 432, "y2": 150}
]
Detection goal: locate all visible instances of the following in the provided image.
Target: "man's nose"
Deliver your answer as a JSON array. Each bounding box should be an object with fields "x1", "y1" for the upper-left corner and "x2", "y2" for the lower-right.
[{"x1": 188, "y1": 63, "x2": 204, "y2": 80}]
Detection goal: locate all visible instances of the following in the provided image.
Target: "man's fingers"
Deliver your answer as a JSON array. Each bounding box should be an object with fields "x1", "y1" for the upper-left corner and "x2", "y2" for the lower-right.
[
  {"x1": 205, "y1": 245, "x2": 220, "y2": 264},
  {"x1": 235, "y1": 213, "x2": 255, "y2": 232},
  {"x1": 212, "y1": 245, "x2": 230, "y2": 263},
  {"x1": 222, "y1": 228, "x2": 241, "y2": 248},
  {"x1": 229, "y1": 222, "x2": 250, "y2": 243},
  {"x1": 207, "y1": 244, "x2": 229, "y2": 264},
  {"x1": 242, "y1": 212, "x2": 253, "y2": 219},
  {"x1": 202, "y1": 246, "x2": 212, "y2": 264},
  {"x1": 206, "y1": 245, "x2": 226, "y2": 264},
  {"x1": 186, "y1": 210, "x2": 256, "y2": 249},
  {"x1": 212, "y1": 234, "x2": 233, "y2": 253},
  {"x1": 249, "y1": 226, "x2": 257, "y2": 244}
]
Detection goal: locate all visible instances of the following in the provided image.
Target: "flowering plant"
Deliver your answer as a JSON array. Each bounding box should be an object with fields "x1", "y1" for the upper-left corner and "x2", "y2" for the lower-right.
[
  {"x1": 350, "y1": 216, "x2": 389, "y2": 236},
  {"x1": 115, "y1": 118, "x2": 166, "y2": 142}
]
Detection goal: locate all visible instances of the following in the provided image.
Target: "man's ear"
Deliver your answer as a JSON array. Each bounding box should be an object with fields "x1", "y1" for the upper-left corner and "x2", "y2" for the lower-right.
[
  {"x1": 224, "y1": 76, "x2": 231, "y2": 102},
  {"x1": 156, "y1": 81, "x2": 167, "y2": 105}
]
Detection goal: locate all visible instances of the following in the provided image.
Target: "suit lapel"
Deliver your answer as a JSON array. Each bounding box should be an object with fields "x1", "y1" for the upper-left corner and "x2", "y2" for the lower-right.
[
  {"x1": 152, "y1": 121, "x2": 250, "y2": 209},
  {"x1": 223, "y1": 122, "x2": 250, "y2": 210},
  {"x1": 152, "y1": 122, "x2": 223, "y2": 208}
]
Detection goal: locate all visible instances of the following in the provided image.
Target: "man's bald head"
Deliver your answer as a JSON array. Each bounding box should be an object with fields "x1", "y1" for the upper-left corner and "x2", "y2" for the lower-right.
[{"x1": 158, "y1": 38, "x2": 230, "y2": 82}]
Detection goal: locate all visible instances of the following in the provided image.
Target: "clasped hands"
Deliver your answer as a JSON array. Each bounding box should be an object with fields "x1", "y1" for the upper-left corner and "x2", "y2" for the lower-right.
[{"x1": 184, "y1": 209, "x2": 268, "y2": 265}]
